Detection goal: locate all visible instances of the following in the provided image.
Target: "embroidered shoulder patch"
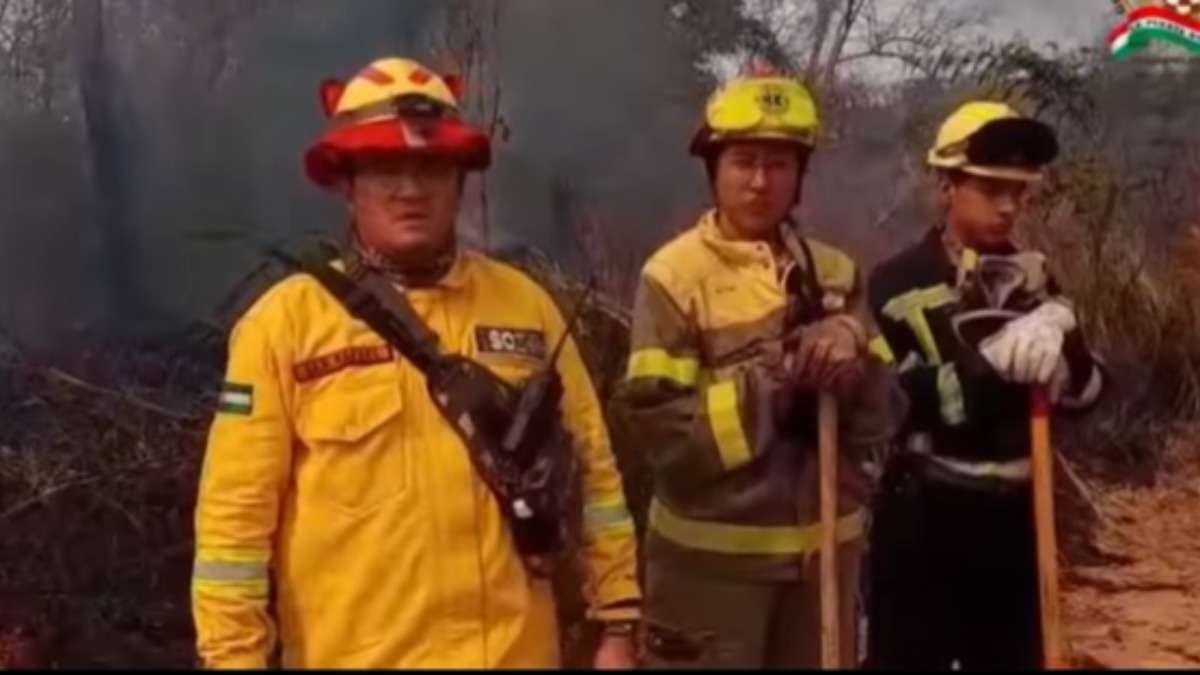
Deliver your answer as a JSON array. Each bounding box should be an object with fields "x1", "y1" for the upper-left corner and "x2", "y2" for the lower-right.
[
  {"x1": 218, "y1": 382, "x2": 254, "y2": 416},
  {"x1": 293, "y1": 345, "x2": 394, "y2": 383},
  {"x1": 475, "y1": 326, "x2": 547, "y2": 360}
]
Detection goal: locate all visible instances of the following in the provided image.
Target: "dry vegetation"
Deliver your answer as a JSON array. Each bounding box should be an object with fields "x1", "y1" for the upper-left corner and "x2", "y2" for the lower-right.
[
  {"x1": 2, "y1": 0, "x2": 1200, "y2": 669},
  {"x1": 0, "y1": 333, "x2": 221, "y2": 668}
]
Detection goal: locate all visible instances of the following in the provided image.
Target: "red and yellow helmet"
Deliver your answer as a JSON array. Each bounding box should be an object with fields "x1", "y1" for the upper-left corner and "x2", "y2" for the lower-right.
[{"x1": 304, "y1": 57, "x2": 491, "y2": 187}]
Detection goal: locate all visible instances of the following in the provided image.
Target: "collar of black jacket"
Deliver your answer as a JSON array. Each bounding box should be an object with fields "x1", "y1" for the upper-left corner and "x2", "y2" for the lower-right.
[{"x1": 923, "y1": 224, "x2": 1020, "y2": 282}]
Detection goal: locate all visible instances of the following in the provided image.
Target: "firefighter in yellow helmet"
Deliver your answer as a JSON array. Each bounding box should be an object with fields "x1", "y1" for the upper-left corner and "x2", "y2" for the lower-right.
[
  {"x1": 612, "y1": 68, "x2": 903, "y2": 668},
  {"x1": 863, "y1": 101, "x2": 1106, "y2": 668},
  {"x1": 191, "y1": 56, "x2": 642, "y2": 669}
]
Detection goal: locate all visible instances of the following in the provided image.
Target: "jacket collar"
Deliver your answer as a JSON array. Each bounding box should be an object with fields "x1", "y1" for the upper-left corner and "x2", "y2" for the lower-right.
[
  {"x1": 696, "y1": 208, "x2": 790, "y2": 267},
  {"x1": 921, "y1": 224, "x2": 1019, "y2": 282},
  {"x1": 341, "y1": 246, "x2": 472, "y2": 292},
  {"x1": 428, "y1": 249, "x2": 472, "y2": 291}
]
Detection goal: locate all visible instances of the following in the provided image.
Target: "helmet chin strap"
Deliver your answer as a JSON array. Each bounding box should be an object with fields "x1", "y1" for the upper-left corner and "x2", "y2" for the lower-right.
[{"x1": 349, "y1": 222, "x2": 456, "y2": 289}]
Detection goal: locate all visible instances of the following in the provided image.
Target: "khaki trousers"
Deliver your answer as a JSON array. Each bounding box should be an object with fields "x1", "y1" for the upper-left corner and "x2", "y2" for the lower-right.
[{"x1": 641, "y1": 540, "x2": 863, "y2": 670}]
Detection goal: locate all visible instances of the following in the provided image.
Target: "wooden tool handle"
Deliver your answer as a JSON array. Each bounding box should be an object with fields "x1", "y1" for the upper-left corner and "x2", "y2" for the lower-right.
[
  {"x1": 1031, "y1": 387, "x2": 1068, "y2": 669},
  {"x1": 818, "y1": 392, "x2": 840, "y2": 669}
]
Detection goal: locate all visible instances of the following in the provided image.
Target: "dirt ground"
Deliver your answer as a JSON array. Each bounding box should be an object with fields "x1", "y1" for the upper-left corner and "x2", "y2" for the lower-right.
[{"x1": 1063, "y1": 460, "x2": 1200, "y2": 669}]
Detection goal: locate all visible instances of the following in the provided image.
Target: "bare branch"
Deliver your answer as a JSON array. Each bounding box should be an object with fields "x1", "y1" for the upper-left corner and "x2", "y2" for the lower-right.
[{"x1": 820, "y1": 0, "x2": 865, "y2": 90}]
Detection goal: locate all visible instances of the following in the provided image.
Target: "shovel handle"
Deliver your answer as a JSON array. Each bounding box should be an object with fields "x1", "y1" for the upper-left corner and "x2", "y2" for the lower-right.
[
  {"x1": 818, "y1": 392, "x2": 840, "y2": 669},
  {"x1": 1031, "y1": 387, "x2": 1068, "y2": 669}
]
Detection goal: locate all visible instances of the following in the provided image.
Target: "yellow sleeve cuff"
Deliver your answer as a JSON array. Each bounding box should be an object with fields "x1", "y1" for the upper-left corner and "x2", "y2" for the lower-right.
[
  {"x1": 589, "y1": 596, "x2": 643, "y2": 623},
  {"x1": 200, "y1": 654, "x2": 268, "y2": 670}
]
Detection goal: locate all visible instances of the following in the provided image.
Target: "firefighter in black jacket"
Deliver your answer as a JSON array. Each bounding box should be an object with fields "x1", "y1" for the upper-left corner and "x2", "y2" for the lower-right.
[{"x1": 862, "y1": 101, "x2": 1106, "y2": 669}]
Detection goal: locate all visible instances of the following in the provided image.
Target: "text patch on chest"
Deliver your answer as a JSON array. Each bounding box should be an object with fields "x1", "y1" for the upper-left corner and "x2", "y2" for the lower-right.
[
  {"x1": 293, "y1": 345, "x2": 394, "y2": 383},
  {"x1": 475, "y1": 326, "x2": 547, "y2": 360}
]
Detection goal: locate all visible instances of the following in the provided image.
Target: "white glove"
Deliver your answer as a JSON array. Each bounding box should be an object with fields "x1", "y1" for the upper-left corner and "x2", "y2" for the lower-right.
[{"x1": 979, "y1": 301, "x2": 1077, "y2": 385}]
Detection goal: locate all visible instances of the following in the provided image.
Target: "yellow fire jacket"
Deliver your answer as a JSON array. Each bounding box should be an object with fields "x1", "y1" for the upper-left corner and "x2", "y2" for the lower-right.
[
  {"x1": 614, "y1": 210, "x2": 899, "y2": 579},
  {"x1": 192, "y1": 250, "x2": 640, "y2": 669}
]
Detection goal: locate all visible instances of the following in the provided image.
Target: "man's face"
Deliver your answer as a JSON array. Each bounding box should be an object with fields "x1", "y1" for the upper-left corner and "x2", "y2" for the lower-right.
[
  {"x1": 713, "y1": 141, "x2": 806, "y2": 240},
  {"x1": 941, "y1": 172, "x2": 1031, "y2": 251},
  {"x1": 341, "y1": 154, "x2": 462, "y2": 264}
]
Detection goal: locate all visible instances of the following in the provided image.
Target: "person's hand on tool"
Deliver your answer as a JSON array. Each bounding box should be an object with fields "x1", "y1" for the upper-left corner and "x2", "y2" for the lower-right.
[
  {"x1": 784, "y1": 314, "x2": 868, "y2": 396},
  {"x1": 593, "y1": 633, "x2": 638, "y2": 670},
  {"x1": 1047, "y1": 357, "x2": 1071, "y2": 403},
  {"x1": 979, "y1": 300, "x2": 1076, "y2": 389}
]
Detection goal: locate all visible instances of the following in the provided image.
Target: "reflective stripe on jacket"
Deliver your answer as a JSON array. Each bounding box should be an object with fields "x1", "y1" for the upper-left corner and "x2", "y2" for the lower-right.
[
  {"x1": 192, "y1": 250, "x2": 640, "y2": 669},
  {"x1": 866, "y1": 226, "x2": 1106, "y2": 484},
  {"x1": 614, "y1": 210, "x2": 888, "y2": 579}
]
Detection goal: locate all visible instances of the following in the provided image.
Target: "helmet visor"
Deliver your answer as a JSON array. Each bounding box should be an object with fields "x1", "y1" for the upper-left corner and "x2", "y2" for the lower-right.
[{"x1": 963, "y1": 118, "x2": 1058, "y2": 170}]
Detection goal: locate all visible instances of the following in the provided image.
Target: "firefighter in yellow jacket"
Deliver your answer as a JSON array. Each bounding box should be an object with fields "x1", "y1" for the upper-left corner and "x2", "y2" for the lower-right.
[
  {"x1": 191, "y1": 56, "x2": 641, "y2": 669},
  {"x1": 613, "y1": 69, "x2": 902, "y2": 668}
]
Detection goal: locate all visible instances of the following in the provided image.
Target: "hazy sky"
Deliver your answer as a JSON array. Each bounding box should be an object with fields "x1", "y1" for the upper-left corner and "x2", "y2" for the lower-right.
[
  {"x1": 967, "y1": 0, "x2": 1122, "y2": 48},
  {"x1": 724, "y1": 0, "x2": 1126, "y2": 83}
]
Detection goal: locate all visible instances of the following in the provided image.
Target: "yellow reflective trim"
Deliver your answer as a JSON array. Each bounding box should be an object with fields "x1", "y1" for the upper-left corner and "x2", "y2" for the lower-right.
[
  {"x1": 593, "y1": 605, "x2": 642, "y2": 623},
  {"x1": 196, "y1": 547, "x2": 270, "y2": 564},
  {"x1": 585, "y1": 496, "x2": 635, "y2": 534},
  {"x1": 192, "y1": 548, "x2": 270, "y2": 598},
  {"x1": 868, "y1": 336, "x2": 895, "y2": 364},
  {"x1": 881, "y1": 285, "x2": 956, "y2": 365},
  {"x1": 937, "y1": 363, "x2": 966, "y2": 425},
  {"x1": 649, "y1": 499, "x2": 865, "y2": 555},
  {"x1": 193, "y1": 559, "x2": 268, "y2": 583},
  {"x1": 960, "y1": 248, "x2": 979, "y2": 273},
  {"x1": 588, "y1": 520, "x2": 636, "y2": 537},
  {"x1": 626, "y1": 349, "x2": 700, "y2": 386},
  {"x1": 192, "y1": 578, "x2": 270, "y2": 600},
  {"x1": 706, "y1": 381, "x2": 752, "y2": 470}
]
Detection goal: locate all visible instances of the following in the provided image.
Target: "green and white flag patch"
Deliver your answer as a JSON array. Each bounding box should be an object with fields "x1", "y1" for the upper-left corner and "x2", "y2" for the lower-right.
[{"x1": 218, "y1": 382, "x2": 254, "y2": 416}]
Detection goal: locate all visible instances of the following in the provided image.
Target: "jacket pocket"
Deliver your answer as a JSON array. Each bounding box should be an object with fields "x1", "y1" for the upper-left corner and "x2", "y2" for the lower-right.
[{"x1": 295, "y1": 365, "x2": 407, "y2": 517}]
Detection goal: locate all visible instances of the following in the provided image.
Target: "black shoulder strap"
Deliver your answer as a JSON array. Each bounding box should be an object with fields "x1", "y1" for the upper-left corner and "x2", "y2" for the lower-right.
[
  {"x1": 267, "y1": 246, "x2": 444, "y2": 375},
  {"x1": 779, "y1": 222, "x2": 827, "y2": 326}
]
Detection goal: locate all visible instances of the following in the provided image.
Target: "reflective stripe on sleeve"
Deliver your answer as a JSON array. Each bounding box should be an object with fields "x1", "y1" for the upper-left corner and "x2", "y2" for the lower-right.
[
  {"x1": 192, "y1": 548, "x2": 270, "y2": 599},
  {"x1": 706, "y1": 380, "x2": 752, "y2": 470},
  {"x1": 626, "y1": 349, "x2": 700, "y2": 386},
  {"x1": 584, "y1": 495, "x2": 635, "y2": 535}
]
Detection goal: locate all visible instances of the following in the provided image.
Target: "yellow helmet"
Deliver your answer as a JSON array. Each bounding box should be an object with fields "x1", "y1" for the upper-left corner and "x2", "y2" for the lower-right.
[
  {"x1": 927, "y1": 101, "x2": 1058, "y2": 182},
  {"x1": 689, "y1": 71, "x2": 820, "y2": 156},
  {"x1": 324, "y1": 57, "x2": 461, "y2": 122}
]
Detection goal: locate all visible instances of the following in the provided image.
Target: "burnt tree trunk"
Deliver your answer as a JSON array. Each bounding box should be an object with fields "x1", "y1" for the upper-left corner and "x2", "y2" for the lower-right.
[{"x1": 73, "y1": 0, "x2": 141, "y2": 332}]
